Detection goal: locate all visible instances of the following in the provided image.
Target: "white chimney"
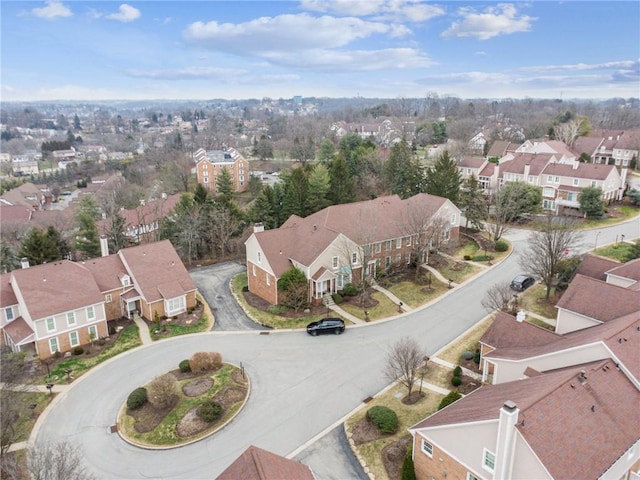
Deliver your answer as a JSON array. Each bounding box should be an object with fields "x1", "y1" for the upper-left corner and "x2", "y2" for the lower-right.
[
  {"x1": 516, "y1": 310, "x2": 526, "y2": 322},
  {"x1": 161, "y1": 192, "x2": 167, "y2": 199},
  {"x1": 20, "y1": 257, "x2": 30, "y2": 269},
  {"x1": 495, "y1": 400, "x2": 519, "y2": 479},
  {"x1": 572, "y1": 160, "x2": 579, "y2": 170},
  {"x1": 523, "y1": 164, "x2": 530, "y2": 179},
  {"x1": 253, "y1": 223, "x2": 264, "y2": 233},
  {"x1": 100, "y1": 236, "x2": 109, "y2": 257}
]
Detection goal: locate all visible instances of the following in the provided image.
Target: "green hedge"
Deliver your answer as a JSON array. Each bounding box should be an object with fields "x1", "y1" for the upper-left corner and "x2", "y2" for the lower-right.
[
  {"x1": 451, "y1": 376, "x2": 462, "y2": 387},
  {"x1": 437, "y1": 391, "x2": 462, "y2": 411},
  {"x1": 341, "y1": 283, "x2": 358, "y2": 296},
  {"x1": 127, "y1": 387, "x2": 148, "y2": 410},
  {"x1": 366, "y1": 405, "x2": 398, "y2": 434},
  {"x1": 401, "y1": 444, "x2": 416, "y2": 480},
  {"x1": 198, "y1": 400, "x2": 222, "y2": 423},
  {"x1": 179, "y1": 359, "x2": 191, "y2": 373},
  {"x1": 494, "y1": 239, "x2": 509, "y2": 252}
]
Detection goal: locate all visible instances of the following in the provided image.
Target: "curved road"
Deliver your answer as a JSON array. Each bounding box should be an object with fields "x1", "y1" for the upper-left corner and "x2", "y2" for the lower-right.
[{"x1": 32, "y1": 219, "x2": 639, "y2": 479}]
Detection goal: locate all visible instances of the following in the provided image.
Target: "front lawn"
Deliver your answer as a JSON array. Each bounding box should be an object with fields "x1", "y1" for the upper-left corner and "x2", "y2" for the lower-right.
[
  {"x1": 387, "y1": 280, "x2": 448, "y2": 309},
  {"x1": 340, "y1": 290, "x2": 398, "y2": 321},
  {"x1": 4, "y1": 391, "x2": 53, "y2": 443},
  {"x1": 44, "y1": 324, "x2": 142, "y2": 384},
  {"x1": 518, "y1": 284, "x2": 561, "y2": 320},
  {"x1": 436, "y1": 316, "x2": 493, "y2": 365},
  {"x1": 593, "y1": 241, "x2": 638, "y2": 262},
  {"x1": 580, "y1": 204, "x2": 639, "y2": 229}
]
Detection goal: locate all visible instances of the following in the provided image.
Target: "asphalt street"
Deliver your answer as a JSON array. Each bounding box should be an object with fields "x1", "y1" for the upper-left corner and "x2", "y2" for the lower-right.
[{"x1": 31, "y1": 218, "x2": 639, "y2": 479}]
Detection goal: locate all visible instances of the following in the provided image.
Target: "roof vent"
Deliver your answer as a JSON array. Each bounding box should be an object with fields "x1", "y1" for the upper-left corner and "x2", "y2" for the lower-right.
[
  {"x1": 579, "y1": 370, "x2": 587, "y2": 384},
  {"x1": 313, "y1": 224, "x2": 317, "y2": 231},
  {"x1": 516, "y1": 310, "x2": 526, "y2": 322}
]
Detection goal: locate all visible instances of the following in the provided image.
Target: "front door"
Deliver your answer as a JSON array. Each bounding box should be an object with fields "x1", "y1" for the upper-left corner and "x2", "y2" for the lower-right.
[{"x1": 127, "y1": 301, "x2": 137, "y2": 318}]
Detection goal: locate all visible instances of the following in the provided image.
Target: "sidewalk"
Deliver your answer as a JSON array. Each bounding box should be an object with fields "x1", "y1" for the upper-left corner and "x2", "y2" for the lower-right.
[
  {"x1": 132, "y1": 314, "x2": 152, "y2": 345},
  {"x1": 370, "y1": 285, "x2": 413, "y2": 312}
]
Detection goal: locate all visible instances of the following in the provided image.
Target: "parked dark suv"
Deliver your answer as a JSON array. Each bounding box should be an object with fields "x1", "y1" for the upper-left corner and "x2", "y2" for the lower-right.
[
  {"x1": 510, "y1": 274, "x2": 535, "y2": 291},
  {"x1": 306, "y1": 318, "x2": 345, "y2": 336}
]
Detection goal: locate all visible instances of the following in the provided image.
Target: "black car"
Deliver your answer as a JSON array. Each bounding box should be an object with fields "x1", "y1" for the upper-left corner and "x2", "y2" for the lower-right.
[
  {"x1": 306, "y1": 318, "x2": 345, "y2": 336},
  {"x1": 510, "y1": 274, "x2": 535, "y2": 291}
]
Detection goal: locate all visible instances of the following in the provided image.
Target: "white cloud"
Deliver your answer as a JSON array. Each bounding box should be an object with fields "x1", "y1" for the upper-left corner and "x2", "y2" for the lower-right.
[
  {"x1": 106, "y1": 4, "x2": 141, "y2": 23},
  {"x1": 184, "y1": 13, "x2": 402, "y2": 54},
  {"x1": 125, "y1": 66, "x2": 247, "y2": 80},
  {"x1": 442, "y1": 4, "x2": 535, "y2": 40},
  {"x1": 31, "y1": 1, "x2": 72, "y2": 19},
  {"x1": 519, "y1": 60, "x2": 639, "y2": 73},
  {"x1": 300, "y1": 0, "x2": 445, "y2": 22}
]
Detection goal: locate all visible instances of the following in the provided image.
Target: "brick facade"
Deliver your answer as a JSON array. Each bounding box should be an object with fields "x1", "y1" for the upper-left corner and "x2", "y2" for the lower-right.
[
  {"x1": 37, "y1": 321, "x2": 109, "y2": 359},
  {"x1": 413, "y1": 436, "x2": 479, "y2": 480},
  {"x1": 247, "y1": 261, "x2": 278, "y2": 305},
  {"x1": 195, "y1": 150, "x2": 249, "y2": 194}
]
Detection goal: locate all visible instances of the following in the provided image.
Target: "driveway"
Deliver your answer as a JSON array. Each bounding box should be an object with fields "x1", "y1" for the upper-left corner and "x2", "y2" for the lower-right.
[
  {"x1": 189, "y1": 261, "x2": 268, "y2": 331},
  {"x1": 31, "y1": 220, "x2": 639, "y2": 479}
]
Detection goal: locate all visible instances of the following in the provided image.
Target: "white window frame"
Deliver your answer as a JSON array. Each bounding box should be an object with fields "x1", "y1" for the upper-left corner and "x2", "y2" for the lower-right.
[
  {"x1": 66, "y1": 311, "x2": 76, "y2": 327},
  {"x1": 351, "y1": 252, "x2": 358, "y2": 265},
  {"x1": 573, "y1": 178, "x2": 579, "y2": 186},
  {"x1": 405, "y1": 253, "x2": 411, "y2": 264},
  {"x1": 451, "y1": 214, "x2": 457, "y2": 225},
  {"x1": 528, "y1": 175, "x2": 534, "y2": 184},
  {"x1": 49, "y1": 337, "x2": 59, "y2": 354},
  {"x1": 467, "y1": 473, "x2": 480, "y2": 480},
  {"x1": 483, "y1": 448, "x2": 496, "y2": 473},
  {"x1": 122, "y1": 275, "x2": 130, "y2": 287},
  {"x1": 547, "y1": 175, "x2": 553, "y2": 183},
  {"x1": 385, "y1": 256, "x2": 391, "y2": 268},
  {"x1": 204, "y1": 176, "x2": 209, "y2": 184},
  {"x1": 421, "y1": 439, "x2": 433, "y2": 457},
  {"x1": 395, "y1": 253, "x2": 402, "y2": 263},
  {"x1": 332, "y1": 256, "x2": 339, "y2": 269},
  {"x1": 395, "y1": 238, "x2": 402, "y2": 249},
  {"x1": 385, "y1": 240, "x2": 392, "y2": 251},
  {"x1": 105, "y1": 293, "x2": 112, "y2": 303},
  {"x1": 374, "y1": 243, "x2": 381, "y2": 253},
  {"x1": 69, "y1": 331, "x2": 80, "y2": 347},
  {"x1": 554, "y1": 176, "x2": 560, "y2": 183},
  {"x1": 86, "y1": 306, "x2": 95, "y2": 321},
  {"x1": 591, "y1": 180, "x2": 597, "y2": 187},
  {"x1": 257, "y1": 251, "x2": 261, "y2": 263},
  {"x1": 46, "y1": 317, "x2": 56, "y2": 333},
  {"x1": 88, "y1": 325, "x2": 98, "y2": 341},
  {"x1": 4, "y1": 307, "x2": 14, "y2": 322},
  {"x1": 165, "y1": 296, "x2": 186, "y2": 316}
]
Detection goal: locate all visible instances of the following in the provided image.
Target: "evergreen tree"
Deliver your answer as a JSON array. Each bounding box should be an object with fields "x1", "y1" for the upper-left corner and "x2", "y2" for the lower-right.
[
  {"x1": 459, "y1": 174, "x2": 487, "y2": 230},
  {"x1": 19, "y1": 228, "x2": 61, "y2": 266},
  {"x1": 216, "y1": 168, "x2": 234, "y2": 204},
  {"x1": 385, "y1": 139, "x2": 425, "y2": 199},
  {"x1": 1, "y1": 239, "x2": 20, "y2": 272},
  {"x1": 307, "y1": 163, "x2": 331, "y2": 213},
  {"x1": 45, "y1": 226, "x2": 71, "y2": 260},
  {"x1": 318, "y1": 140, "x2": 335, "y2": 162},
  {"x1": 249, "y1": 186, "x2": 277, "y2": 229},
  {"x1": 75, "y1": 196, "x2": 101, "y2": 259},
  {"x1": 579, "y1": 186, "x2": 604, "y2": 218},
  {"x1": 282, "y1": 167, "x2": 309, "y2": 218},
  {"x1": 328, "y1": 157, "x2": 355, "y2": 205},
  {"x1": 425, "y1": 150, "x2": 462, "y2": 204},
  {"x1": 193, "y1": 182, "x2": 210, "y2": 205}
]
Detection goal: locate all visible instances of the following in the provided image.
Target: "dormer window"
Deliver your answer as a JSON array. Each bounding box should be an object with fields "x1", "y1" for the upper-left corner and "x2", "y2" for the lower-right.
[{"x1": 122, "y1": 275, "x2": 130, "y2": 287}]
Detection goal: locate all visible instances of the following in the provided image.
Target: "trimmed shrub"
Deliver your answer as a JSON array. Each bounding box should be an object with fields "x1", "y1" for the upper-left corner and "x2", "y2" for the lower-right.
[
  {"x1": 198, "y1": 400, "x2": 222, "y2": 423},
  {"x1": 179, "y1": 359, "x2": 191, "y2": 373},
  {"x1": 342, "y1": 283, "x2": 358, "y2": 297},
  {"x1": 147, "y1": 373, "x2": 177, "y2": 409},
  {"x1": 461, "y1": 350, "x2": 474, "y2": 360},
  {"x1": 127, "y1": 387, "x2": 148, "y2": 410},
  {"x1": 366, "y1": 406, "x2": 398, "y2": 434},
  {"x1": 437, "y1": 391, "x2": 462, "y2": 411},
  {"x1": 189, "y1": 352, "x2": 223, "y2": 373},
  {"x1": 332, "y1": 293, "x2": 343, "y2": 304},
  {"x1": 267, "y1": 304, "x2": 288, "y2": 315},
  {"x1": 451, "y1": 375, "x2": 462, "y2": 387},
  {"x1": 453, "y1": 366, "x2": 462, "y2": 376},
  {"x1": 108, "y1": 326, "x2": 116, "y2": 335},
  {"x1": 463, "y1": 255, "x2": 474, "y2": 261},
  {"x1": 72, "y1": 347, "x2": 84, "y2": 356},
  {"x1": 401, "y1": 444, "x2": 416, "y2": 480},
  {"x1": 494, "y1": 239, "x2": 509, "y2": 252},
  {"x1": 474, "y1": 349, "x2": 481, "y2": 365}
]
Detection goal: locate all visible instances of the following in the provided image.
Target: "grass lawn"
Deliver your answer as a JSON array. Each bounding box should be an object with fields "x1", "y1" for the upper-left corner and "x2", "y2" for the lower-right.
[
  {"x1": 438, "y1": 262, "x2": 481, "y2": 284},
  {"x1": 340, "y1": 291, "x2": 398, "y2": 321},
  {"x1": 453, "y1": 240, "x2": 480, "y2": 259},
  {"x1": 593, "y1": 241, "x2": 638, "y2": 262},
  {"x1": 580, "y1": 205, "x2": 639, "y2": 229},
  {"x1": 387, "y1": 280, "x2": 448, "y2": 309},
  {"x1": 151, "y1": 314, "x2": 211, "y2": 340},
  {"x1": 518, "y1": 284, "x2": 559, "y2": 320},
  {"x1": 44, "y1": 325, "x2": 142, "y2": 384},
  {"x1": 120, "y1": 364, "x2": 246, "y2": 446},
  {"x1": 5, "y1": 391, "x2": 53, "y2": 442},
  {"x1": 437, "y1": 316, "x2": 493, "y2": 365},
  {"x1": 346, "y1": 384, "x2": 444, "y2": 480}
]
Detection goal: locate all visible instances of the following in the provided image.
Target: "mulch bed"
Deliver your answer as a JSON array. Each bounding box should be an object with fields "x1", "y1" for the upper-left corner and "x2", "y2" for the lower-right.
[
  {"x1": 401, "y1": 391, "x2": 426, "y2": 405},
  {"x1": 382, "y1": 436, "x2": 412, "y2": 480},
  {"x1": 182, "y1": 377, "x2": 214, "y2": 397},
  {"x1": 128, "y1": 395, "x2": 179, "y2": 433},
  {"x1": 350, "y1": 416, "x2": 387, "y2": 446}
]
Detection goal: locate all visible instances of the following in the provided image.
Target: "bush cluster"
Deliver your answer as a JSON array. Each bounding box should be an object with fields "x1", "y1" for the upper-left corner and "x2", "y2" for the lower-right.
[
  {"x1": 366, "y1": 406, "x2": 398, "y2": 434},
  {"x1": 332, "y1": 293, "x2": 343, "y2": 304},
  {"x1": 127, "y1": 387, "x2": 148, "y2": 410},
  {"x1": 463, "y1": 255, "x2": 474, "y2": 261},
  {"x1": 179, "y1": 359, "x2": 191, "y2": 373},
  {"x1": 189, "y1": 352, "x2": 223, "y2": 373},
  {"x1": 401, "y1": 444, "x2": 416, "y2": 480},
  {"x1": 474, "y1": 349, "x2": 481, "y2": 365},
  {"x1": 437, "y1": 391, "x2": 462, "y2": 411},
  {"x1": 494, "y1": 239, "x2": 509, "y2": 252},
  {"x1": 341, "y1": 283, "x2": 358, "y2": 296},
  {"x1": 267, "y1": 304, "x2": 288, "y2": 315},
  {"x1": 451, "y1": 376, "x2": 462, "y2": 387},
  {"x1": 453, "y1": 366, "x2": 462, "y2": 376},
  {"x1": 72, "y1": 347, "x2": 84, "y2": 356},
  {"x1": 147, "y1": 373, "x2": 178, "y2": 409},
  {"x1": 198, "y1": 400, "x2": 222, "y2": 423}
]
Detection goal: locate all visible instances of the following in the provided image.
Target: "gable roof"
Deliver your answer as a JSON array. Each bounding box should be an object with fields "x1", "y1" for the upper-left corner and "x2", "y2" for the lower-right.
[
  {"x1": 0, "y1": 204, "x2": 32, "y2": 225},
  {"x1": 480, "y1": 312, "x2": 559, "y2": 350},
  {"x1": 81, "y1": 254, "x2": 128, "y2": 292},
  {"x1": 555, "y1": 274, "x2": 639, "y2": 322},
  {"x1": 486, "y1": 140, "x2": 513, "y2": 158},
  {"x1": 10, "y1": 260, "x2": 104, "y2": 320},
  {"x1": 0, "y1": 273, "x2": 18, "y2": 307},
  {"x1": 499, "y1": 153, "x2": 553, "y2": 176},
  {"x1": 97, "y1": 194, "x2": 180, "y2": 235},
  {"x1": 575, "y1": 254, "x2": 620, "y2": 281},
  {"x1": 606, "y1": 257, "x2": 640, "y2": 285},
  {"x1": 216, "y1": 445, "x2": 315, "y2": 480},
  {"x1": 573, "y1": 135, "x2": 604, "y2": 156},
  {"x1": 541, "y1": 162, "x2": 617, "y2": 180},
  {"x1": 117, "y1": 240, "x2": 197, "y2": 302},
  {"x1": 412, "y1": 358, "x2": 640, "y2": 480},
  {"x1": 457, "y1": 157, "x2": 486, "y2": 169}
]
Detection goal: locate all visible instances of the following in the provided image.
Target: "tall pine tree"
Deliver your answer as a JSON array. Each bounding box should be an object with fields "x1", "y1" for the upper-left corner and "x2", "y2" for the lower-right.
[{"x1": 425, "y1": 150, "x2": 462, "y2": 204}]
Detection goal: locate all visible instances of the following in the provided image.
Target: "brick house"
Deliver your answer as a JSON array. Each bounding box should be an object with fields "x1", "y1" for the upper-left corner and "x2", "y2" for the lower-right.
[
  {"x1": 244, "y1": 194, "x2": 460, "y2": 306},
  {"x1": 0, "y1": 240, "x2": 196, "y2": 359},
  {"x1": 194, "y1": 147, "x2": 249, "y2": 194}
]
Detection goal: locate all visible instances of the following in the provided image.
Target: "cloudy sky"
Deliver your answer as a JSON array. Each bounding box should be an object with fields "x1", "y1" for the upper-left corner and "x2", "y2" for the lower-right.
[{"x1": 1, "y1": 1, "x2": 638, "y2": 101}]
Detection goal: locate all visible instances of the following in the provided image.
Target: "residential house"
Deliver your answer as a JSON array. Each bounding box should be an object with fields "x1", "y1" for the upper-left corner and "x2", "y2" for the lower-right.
[
  {"x1": 245, "y1": 194, "x2": 460, "y2": 306},
  {"x1": 486, "y1": 140, "x2": 516, "y2": 159},
  {"x1": 216, "y1": 445, "x2": 315, "y2": 480},
  {"x1": 0, "y1": 240, "x2": 196, "y2": 359},
  {"x1": 574, "y1": 129, "x2": 640, "y2": 168},
  {"x1": 12, "y1": 159, "x2": 39, "y2": 176},
  {"x1": 0, "y1": 182, "x2": 47, "y2": 209},
  {"x1": 469, "y1": 131, "x2": 487, "y2": 155},
  {"x1": 96, "y1": 193, "x2": 180, "y2": 244},
  {"x1": 195, "y1": 147, "x2": 249, "y2": 194},
  {"x1": 409, "y1": 254, "x2": 640, "y2": 480},
  {"x1": 0, "y1": 204, "x2": 33, "y2": 245}
]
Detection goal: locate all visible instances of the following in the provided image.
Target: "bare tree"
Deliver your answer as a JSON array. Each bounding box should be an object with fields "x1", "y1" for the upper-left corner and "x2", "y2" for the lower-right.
[
  {"x1": 26, "y1": 440, "x2": 95, "y2": 480},
  {"x1": 0, "y1": 348, "x2": 29, "y2": 458},
  {"x1": 553, "y1": 117, "x2": 590, "y2": 147},
  {"x1": 384, "y1": 337, "x2": 425, "y2": 399},
  {"x1": 481, "y1": 281, "x2": 518, "y2": 314},
  {"x1": 147, "y1": 373, "x2": 178, "y2": 409},
  {"x1": 519, "y1": 215, "x2": 582, "y2": 299}
]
